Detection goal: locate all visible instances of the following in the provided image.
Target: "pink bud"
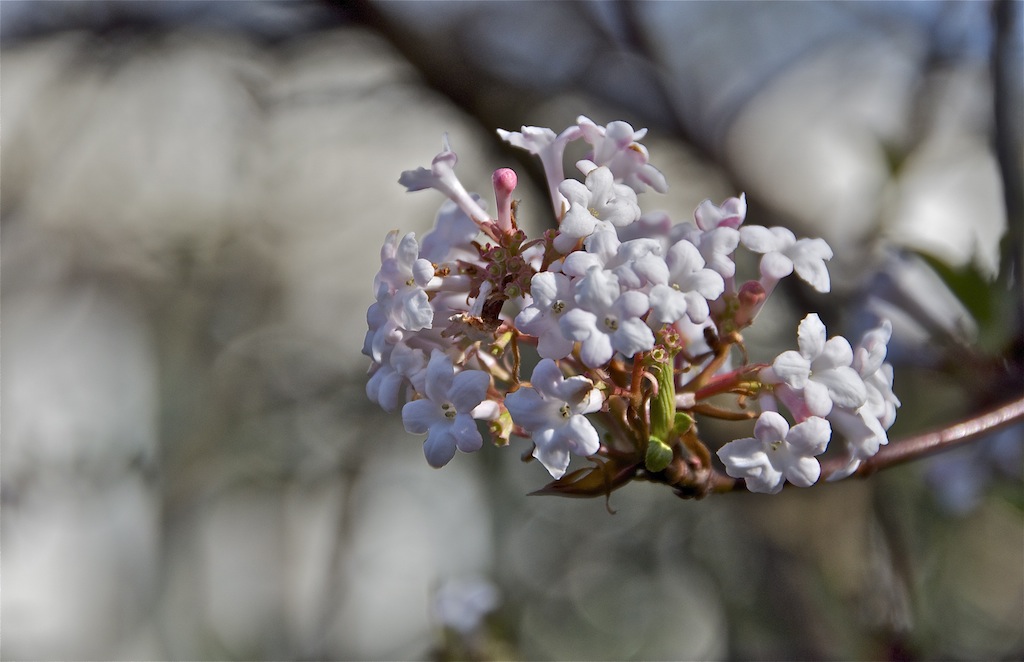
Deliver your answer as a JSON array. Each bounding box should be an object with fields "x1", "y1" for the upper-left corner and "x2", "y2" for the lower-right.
[
  {"x1": 492, "y1": 168, "x2": 518, "y2": 234},
  {"x1": 735, "y1": 280, "x2": 767, "y2": 328}
]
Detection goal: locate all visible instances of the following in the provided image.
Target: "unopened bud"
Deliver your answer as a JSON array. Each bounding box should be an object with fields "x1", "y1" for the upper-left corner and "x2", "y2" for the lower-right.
[
  {"x1": 492, "y1": 168, "x2": 518, "y2": 235},
  {"x1": 735, "y1": 280, "x2": 767, "y2": 328}
]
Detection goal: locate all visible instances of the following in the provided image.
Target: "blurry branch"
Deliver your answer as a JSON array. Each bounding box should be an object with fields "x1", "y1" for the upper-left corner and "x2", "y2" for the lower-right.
[
  {"x1": 992, "y1": 0, "x2": 1024, "y2": 340},
  {"x1": 823, "y1": 395, "x2": 1024, "y2": 479},
  {"x1": 710, "y1": 395, "x2": 1024, "y2": 494}
]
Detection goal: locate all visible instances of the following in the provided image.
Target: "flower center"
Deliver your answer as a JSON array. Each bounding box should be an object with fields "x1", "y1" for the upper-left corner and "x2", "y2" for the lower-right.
[
  {"x1": 769, "y1": 440, "x2": 782, "y2": 452},
  {"x1": 441, "y1": 402, "x2": 457, "y2": 420},
  {"x1": 559, "y1": 404, "x2": 572, "y2": 419},
  {"x1": 551, "y1": 300, "x2": 566, "y2": 314},
  {"x1": 603, "y1": 316, "x2": 619, "y2": 331}
]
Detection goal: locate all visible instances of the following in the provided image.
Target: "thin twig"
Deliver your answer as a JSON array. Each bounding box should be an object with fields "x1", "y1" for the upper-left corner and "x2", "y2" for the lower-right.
[{"x1": 822, "y1": 395, "x2": 1024, "y2": 479}]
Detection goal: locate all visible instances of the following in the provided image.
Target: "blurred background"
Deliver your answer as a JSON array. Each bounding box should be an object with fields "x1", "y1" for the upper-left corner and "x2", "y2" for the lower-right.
[{"x1": 2, "y1": 1, "x2": 1022, "y2": 660}]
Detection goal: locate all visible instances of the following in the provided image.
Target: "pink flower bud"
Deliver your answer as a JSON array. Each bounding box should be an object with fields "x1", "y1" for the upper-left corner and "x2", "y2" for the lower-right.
[
  {"x1": 492, "y1": 167, "x2": 518, "y2": 234},
  {"x1": 735, "y1": 280, "x2": 767, "y2": 327}
]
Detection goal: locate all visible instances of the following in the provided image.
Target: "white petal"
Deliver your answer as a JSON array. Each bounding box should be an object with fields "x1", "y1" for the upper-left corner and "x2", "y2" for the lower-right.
[
  {"x1": 402, "y1": 399, "x2": 440, "y2": 434},
  {"x1": 423, "y1": 428, "x2": 457, "y2": 467},
  {"x1": 449, "y1": 370, "x2": 490, "y2": 411},
  {"x1": 785, "y1": 416, "x2": 832, "y2": 455},
  {"x1": 452, "y1": 414, "x2": 484, "y2": 453},
  {"x1": 753, "y1": 411, "x2": 790, "y2": 443},
  {"x1": 771, "y1": 350, "x2": 811, "y2": 388},
  {"x1": 797, "y1": 313, "x2": 827, "y2": 359}
]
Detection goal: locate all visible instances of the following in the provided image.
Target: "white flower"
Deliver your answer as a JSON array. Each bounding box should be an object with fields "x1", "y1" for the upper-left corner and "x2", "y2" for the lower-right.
[
  {"x1": 827, "y1": 319, "x2": 901, "y2": 480},
  {"x1": 560, "y1": 267, "x2": 654, "y2": 367},
  {"x1": 561, "y1": 228, "x2": 664, "y2": 290},
  {"x1": 516, "y1": 272, "x2": 576, "y2": 360},
  {"x1": 717, "y1": 411, "x2": 832, "y2": 494},
  {"x1": 555, "y1": 166, "x2": 641, "y2": 252},
  {"x1": 505, "y1": 359, "x2": 603, "y2": 478},
  {"x1": 497, "y1": 124, "x2": 582, "y2": 214},
  {"x1": 765, "y1": 313, "x2": 868, "y2": 418},
  {"x1": 366, "y1": 342, "x2": 428, "y2": 412},
  {"x1": 399, "y1": 135, "x2": 490, "y2": 225},
  {"x1": 694, "y1": 194, "x2": 746, "y2": 231},
  {"x1": 739, "y1": 225, "x2": 833, "y2": 292},
  {"x1": 648, "y1": 239, "x2": 725, "y2": 325},
  {"x1": 401, "y1": 351, "x2": 493, "y2": 467},
  {"x1": 576, "y1": 116, "x2": 668, "y2": 194},
  {"x1": 364, "y1": 231, "x2": 436, "y2": 362},
  {"x1": 419, "y1": 197, "x2": 484, "y2": 264}
]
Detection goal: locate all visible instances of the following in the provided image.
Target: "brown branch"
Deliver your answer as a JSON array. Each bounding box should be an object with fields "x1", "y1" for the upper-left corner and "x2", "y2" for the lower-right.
[
  {"x1": 709, "y1": 395, "x2": 1024, "y2": 494},
  {"x1": 822, "y1": 395, "x2": 1024, "y2": 479}
]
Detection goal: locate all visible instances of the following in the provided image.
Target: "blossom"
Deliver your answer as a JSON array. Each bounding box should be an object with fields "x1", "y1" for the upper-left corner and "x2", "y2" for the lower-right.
[
  {"x1": 717, "y1": 411, "x2": 832, "y2": 493},
  {"x1": 402, "y1": 351, "x2": 494, "y2": 467},
  {"x1": 560, "y1": 228, "x2": 665, "y2": 290},
  {"x1": 765, "y1": 313, "x2": 868, "y2": 418},
  {"x1": 739, "y1": 225, "x2": 833, "y2": 292},
  {"x1": 516, "y1": 272, "x2": 576, "y2": 360},
  {"x1": 399, "y1": 135, "x2": 490, "y2": 225},
  {"x1": 497, "y1": 124, "x2": 581, "y2": 213},
  {"x1": 647, "y1": 239, "x2": 725, "y2": 325},
  {"x1": 576, "y1": 116, "x2": 668, "y2": 194},
  {"x1": 560, "y1": 267, "x2": 654, "y2": 367},
  {"x1": 364, "y1": 231, "x2": 436, "y2": 362},
  {"x1": 555, "y1": 166, "x2": 641, "y2": 252},
  {"x1": 505, "y1": 359, "x2": 603, "y2": 478},
  {"x1": 419, "y1": 198, "x2": 484, "y2": 264},
  {"x1": 827, "y1": 319, "x2": 901, "y2": 479}
]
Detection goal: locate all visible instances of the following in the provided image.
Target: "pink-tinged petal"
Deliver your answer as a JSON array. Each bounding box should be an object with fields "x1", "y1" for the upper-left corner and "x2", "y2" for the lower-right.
[
  {"x1": 784, "y1": 456, "x2": 821, "y2": 487},
  {"x1": 683, "y1": 292, "x2": 711, "y2": 323},
  {"x1": 529, "y1": 359, "x2": 565, "y2": 398},
  {"x1": 397, "y1": 233, "x2": 421, "y2": 271},
  {"x1": 817, "y1": 336, "x2": 854, "y2": 370},
  {"x1": 791, "y1": 240, "x2": 832, "y2": 292},
  {"x1": 423, "y1": 351, "x2": 454, "y2": 402},
  {"x1": 449, "y1": 369, "x2": 490, "y2": 411},
  {"x1": 771, "y1": 350, "x2": 811, "y2": 388},
  {"x1": 451, "y1": 414, "x2": 483, "y2": 453},
  {"x1": 613, "y1": 318, "x2": 656, "y2": 356},
  {"x1": 423, "y1": 428, "x2": 457, "y2": 467},
  {"x1": 558, "y1": 178, "x2": 591, "y2": 208},
  {"x1": 412, "y1": 258, "x2": 435, "y2": 287},
  {"x1": 575, "y1": 267, "x2": 620, "y2": 311},
  {"x1": 537, "y1": 331, "x2": 575, "y2": 361},
  {"x1": 803, "y1": 379, "x2": 834, "y2": 418},
  {"x1": 471, "y1": 400, "x2": 500, "y2": 421},
  {"x1": 738, "y1": 225, "x2": 780, "y2": 253},
  {"x1": 579, "y1": 332, "x2": 614, "y2": 368},
  {"x1": 377, "y1": 370, "x2": 406, "y2": 413},
  {"x1": 562, "y1": 251, "x2": 603, "y2": 278},
  {"x1": 649, "y1": 285, "x2": 687, "y2": 323},
  {"x1": 560, "y1": 308, "x2": 597, "y2": 341},
  {"x1": 505, "y1": 388, "x2": 552, "y2": 430},
  {"x1": 616, "y1": 290, "x2": 651, "y2": 318},
  {"x1": 562, "y1": 415, "x2": 600, "y2": 455},
  {"x1": 797, "y1": 314, "x2": 827, "y2": 359},
  {"x1": 631, "y1": 253, "x2": 670, "y2": 286},
  {"x1": 816, "y1": 366, "x2": 867, "y2": 409},
  {"x1": 759, "y1": 251, "x2": 794, "y2": 281},
  {"x1": 786, "y1": 416, "x2": 832, "y2": 455},
  {"x1": 668, "y1": 238, "x2": 706, "y2": 272},
  {"x1": 403, "y1": 399, "x2": 440, "y2": 434},
  {"x1": 527, "y1": 272, "x2": 560, "y2": 306},
  {"x1": 558, "y1": 376, "x2": 603, "y2": 413},
  {"x1": 533, "y1": 437, "x2": 571, "y2": 479},
  {"x1": 753, "y1": 411, "x2": 790, "y2": 443}
]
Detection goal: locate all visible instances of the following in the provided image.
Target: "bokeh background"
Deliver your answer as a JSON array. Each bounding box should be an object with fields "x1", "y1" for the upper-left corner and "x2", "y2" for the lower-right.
[{"x1": 2, "y1": 1, "x2": 1022, "y2": 660}]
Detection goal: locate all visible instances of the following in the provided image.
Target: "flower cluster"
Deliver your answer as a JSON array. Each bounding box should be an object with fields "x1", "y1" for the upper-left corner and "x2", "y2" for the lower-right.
[{"x1": 364, "y1": 116, "x2": 899, "y2": 497}]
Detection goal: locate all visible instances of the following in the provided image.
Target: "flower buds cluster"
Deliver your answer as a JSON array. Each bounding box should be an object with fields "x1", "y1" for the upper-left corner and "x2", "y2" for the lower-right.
[{"x1": 364, "y1": 116, "x2": 899, "y2": 497}]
